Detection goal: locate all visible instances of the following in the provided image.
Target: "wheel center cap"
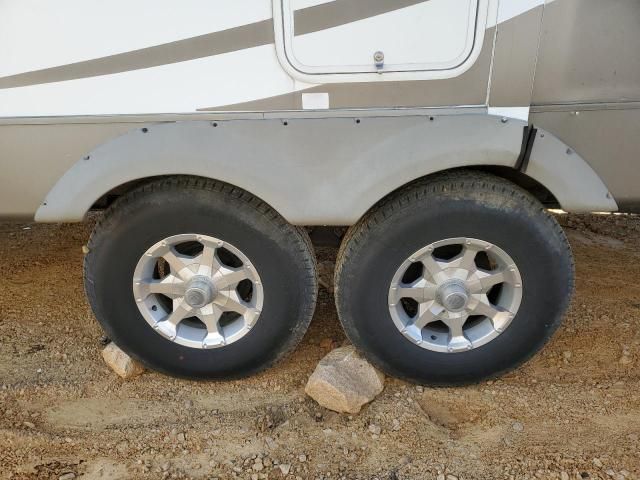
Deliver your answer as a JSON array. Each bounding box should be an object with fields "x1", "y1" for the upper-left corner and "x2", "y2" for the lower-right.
[
  {"x1": 437, "y1": 280, "x2": 470, "y2": 313},
  {"x1": 184, "y1": 276, "x2": 216, "y2": 309}
]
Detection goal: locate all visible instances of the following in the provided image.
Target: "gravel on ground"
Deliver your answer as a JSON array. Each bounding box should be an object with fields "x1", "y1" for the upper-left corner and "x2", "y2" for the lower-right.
[{"x1": 0, "y1": 213, "x2": 639, "y2": 480}]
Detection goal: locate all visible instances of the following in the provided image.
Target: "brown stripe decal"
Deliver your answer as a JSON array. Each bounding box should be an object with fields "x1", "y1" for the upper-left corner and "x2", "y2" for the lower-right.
[
  {"x1": 294, "y1": 0, "x2": 429, "y2": 35},
  {"x1": 0, "y1": 0, "x2": 429, "y2": 89},
  {"x1": 0, "y1": 21, "x2": 274, "y2": 89}
]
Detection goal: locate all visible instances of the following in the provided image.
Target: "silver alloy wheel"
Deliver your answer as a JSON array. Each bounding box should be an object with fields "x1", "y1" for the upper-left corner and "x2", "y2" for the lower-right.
[
  {"x1": 388, "y1": 237, "x2": 523, "y2": 353},
  {"x1": 133, "y1": 234, "x2": 263, "y2": 349}
]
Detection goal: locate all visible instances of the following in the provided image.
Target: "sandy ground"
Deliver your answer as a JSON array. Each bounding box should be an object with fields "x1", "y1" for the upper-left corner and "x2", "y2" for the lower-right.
[{"x1": 0, "y1": 214, "x2": 639, "y2": 480}]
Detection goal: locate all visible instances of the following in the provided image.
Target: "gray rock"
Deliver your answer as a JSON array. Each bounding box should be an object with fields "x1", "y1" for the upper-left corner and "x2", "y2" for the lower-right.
[
  {"x1": 305, "y1": 346, "x2": 385, "y2": 414},
  {"x1": 317, "y1": 260, "x2": 335, "y2": 293},
  {"x1": 101, "y1": 343, "x2": 145, "y2": 379}
]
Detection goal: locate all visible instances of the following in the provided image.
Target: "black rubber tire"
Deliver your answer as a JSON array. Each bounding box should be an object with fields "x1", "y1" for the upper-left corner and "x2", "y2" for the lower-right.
[
  {"x1": 84, "y1": 177, "x2": 317, "y2": 380},
  {"x1": 335, "y1": 171, "x2": 574, "y2": 386}
]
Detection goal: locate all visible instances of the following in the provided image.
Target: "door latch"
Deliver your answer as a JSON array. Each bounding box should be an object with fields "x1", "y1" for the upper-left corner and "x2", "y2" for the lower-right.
[{"x1": 373, "y1": 51, "x2": 385, "y2": 71}]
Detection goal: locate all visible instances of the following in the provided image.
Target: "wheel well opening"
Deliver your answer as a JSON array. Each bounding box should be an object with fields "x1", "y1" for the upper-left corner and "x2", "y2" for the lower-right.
[
  {"x1": 90, "y1": 177, "x2": 167, "y2": 210},
  {"x1": 387, "y1": 166, "x2": 560, "y2": 210},
  {"x1": 473, "y1": 166, "x2": 560, "y2": 209}
]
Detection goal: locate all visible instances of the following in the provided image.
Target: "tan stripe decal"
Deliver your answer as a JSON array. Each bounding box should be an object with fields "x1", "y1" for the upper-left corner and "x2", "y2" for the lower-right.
[{"x1": 0, "y1": 0, "x2": 429, "y2": 89}]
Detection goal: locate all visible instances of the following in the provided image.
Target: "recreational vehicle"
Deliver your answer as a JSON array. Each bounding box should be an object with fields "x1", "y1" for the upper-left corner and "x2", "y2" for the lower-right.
[{"x1": 0, "y1": 0, "x2": 637, "y2": 384}]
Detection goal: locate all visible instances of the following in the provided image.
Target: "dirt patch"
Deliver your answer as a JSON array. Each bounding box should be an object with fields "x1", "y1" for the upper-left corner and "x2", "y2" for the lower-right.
[{"x1": 1, "y1": 215, "x2": 639, "y2": 479}]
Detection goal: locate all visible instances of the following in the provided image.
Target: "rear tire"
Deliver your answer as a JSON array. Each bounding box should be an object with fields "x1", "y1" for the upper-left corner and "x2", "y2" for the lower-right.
[
  {"x1": 335, "y1": 171, "x2": 574, "y2": 385},
  {"x1": 84, "y1": 177, "x2": 317, "y2": 379}
]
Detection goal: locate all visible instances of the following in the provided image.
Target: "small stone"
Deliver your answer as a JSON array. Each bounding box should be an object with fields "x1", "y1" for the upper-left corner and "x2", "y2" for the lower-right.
[
  {"x1": 619, "y1": 355, "x2": 632, "y2": 365},
  {"x1": 392, "y1": 419, "x2": 401, "y2": 431},
  {"x1": 437, "y1": 475, "x2": 445, "y2": 480},
  {"x1": 563, "y1": 351, "x2": 572, "y2": 360},
  {"x1": 368, "y1": 424, "x2": 381, "y2": 435},
  {"x1": 59, "y1": 474, "x2": 75, "y2": 480},
  {"x1": 252, "y1": 459, "x2": 264, "y2": 472},
  {"x1": 279, "y1": 464, "x2": 291, "y2": 475},
  {"x1": 561, "y1": 472, "x2": 570, "y2": 480},
  {"x1": 593, "y1": 458, "x2": 603, "y2": 468},
  {"x1": 446, "y1": 475, "x2": 458, "y2": 480},
  {"x1": 305, "y1": 346, "x2": 385, "y2": 414},
  {"x1": 319, "y1": 338, "x2": 336, "y2": 350},
  {"x1": 23, "y1": 421, "x2": 35, "y2": 429},
  {"x1": 512, "y1": 422, "x2": 524, "y2": 432},
  {"x1": 101, "y1": 343, "x2": 145, "y2": 379},
  {"x1": 177, "y1": 432, "x2": 186, "y2": 442},
  {"x1": 298, "y1": 454, "x2": 307, "y2": 463},
  {"x1": 317, "y1": 260, "x2": 335, "y2": 293}
]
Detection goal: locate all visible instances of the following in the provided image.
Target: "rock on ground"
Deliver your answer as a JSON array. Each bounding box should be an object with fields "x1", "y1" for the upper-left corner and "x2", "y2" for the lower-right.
[
  {"x1": 101, "y1": 343, "x2": 145, "y2": 379},
  {"x1": 317, "y1": 260, "x2": 335, "y2": 293},
  {"x1": 305, "y1": 346, "x2": 384, "y2": 414}
]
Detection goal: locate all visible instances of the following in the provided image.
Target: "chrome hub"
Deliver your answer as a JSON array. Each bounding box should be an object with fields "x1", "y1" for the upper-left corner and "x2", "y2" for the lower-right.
[
  {"x1": 184, "y1": 276, "x2": 216, "y2": 309},
  {"x1": 436, "y1": 280, "x2": 469, "y2": 313}
]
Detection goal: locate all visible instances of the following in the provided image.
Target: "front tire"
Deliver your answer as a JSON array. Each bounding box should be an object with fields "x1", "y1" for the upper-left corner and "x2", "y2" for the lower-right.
[
  {"x1": 85, "y1": 177, "x2": 317, "y2": 379},
  {"x1": 335, "y1": 171, "x2": 574, "y2": 385}
]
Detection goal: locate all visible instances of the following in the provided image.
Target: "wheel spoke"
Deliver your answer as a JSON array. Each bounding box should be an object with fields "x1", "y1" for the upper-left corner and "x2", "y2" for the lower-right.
[
  {"x1": 419, "y1": 253, "x2": 448, "y2": 283},
  {"x1": 137, "y1": 275, "x2": 185, "y2": 299},
  {"x1": 442, "y1": 316, "x2": 472, "y2": 352},
  {"x1": 215, "y1": 267, "x2": 250, "y2": 290},
  {"x1": 468, "y1": 297, "x2": 513, "y2": 332},
  {"x1": 198, "y1": 304, "x2": 226, "y2": 348},
  {"x1": 448, "y1": 243, "x2": 480, "y2": 273},
  {"x1": 467, "y1": 270, "x2": 507, "y2": 294},
  {"x1": 400, "y1": 302, "x2": 445, "y2": 344},
  {"x1": 214, "y1": 290, "x2": 249, "y2": 315},
  {"x1": 394, "y1": 278, "x2": 437, "y2": 303},
  {"x1": 155, "y1": 301, "x2": 192, "y2": 340},
  {"x1": 413, "y1": 301, "x2": 445, "y2": 329},
  {"x1": 162, "y1": 249, "x2": 194, "y2": 280},
  {"x1": 198, "y1": 243, "x2": 222, "y2": 273}
]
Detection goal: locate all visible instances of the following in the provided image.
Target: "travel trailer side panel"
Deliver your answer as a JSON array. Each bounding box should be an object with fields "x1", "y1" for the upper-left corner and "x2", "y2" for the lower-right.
[
  {"x1": 0, "y1": 0, "x2": 634, "y2": 222},
  {"x1": 530, "y1": 0, "x2": 640, "y2": 212}
]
